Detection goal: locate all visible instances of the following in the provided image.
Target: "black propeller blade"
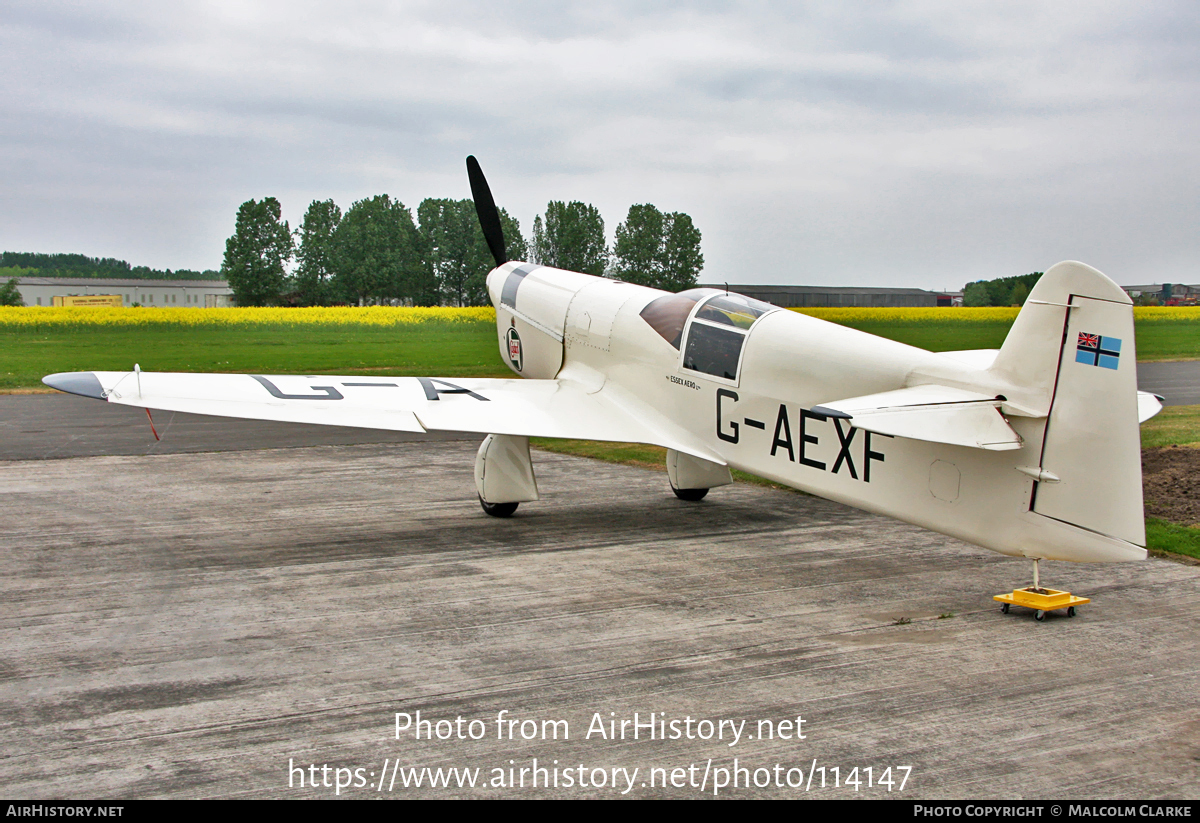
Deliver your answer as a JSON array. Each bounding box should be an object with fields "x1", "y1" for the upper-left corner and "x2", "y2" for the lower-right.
[{"x1": 466, "y1": 155, "x2": 508, "y2": 267}]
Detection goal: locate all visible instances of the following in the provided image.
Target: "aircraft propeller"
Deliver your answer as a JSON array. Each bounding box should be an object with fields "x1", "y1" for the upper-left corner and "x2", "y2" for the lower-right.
[{"x1": 466, "y1": 155, "x2": 508, "y2": 268}]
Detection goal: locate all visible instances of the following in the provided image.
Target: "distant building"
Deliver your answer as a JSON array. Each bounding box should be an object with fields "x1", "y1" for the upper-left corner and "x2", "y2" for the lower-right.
[
  {"x1": 698, "y1": 284, "x2": 942, "y2": 308},
  {"x1": 14, "y1": 277, "x2": 234, "y2": 308},
  {"x1": 1122, "y1": 283, "x2": 1200, "y2": 305}
]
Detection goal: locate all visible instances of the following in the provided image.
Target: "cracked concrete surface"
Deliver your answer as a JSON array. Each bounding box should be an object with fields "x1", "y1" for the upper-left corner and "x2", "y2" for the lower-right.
[{"x1": 1, "y1": 398, "x2": 1197, "y2": 799}]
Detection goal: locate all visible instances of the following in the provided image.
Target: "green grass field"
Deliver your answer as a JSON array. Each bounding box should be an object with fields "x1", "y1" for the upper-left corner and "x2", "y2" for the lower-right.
[
  {"x1": 1139, "y1": 405, "x2": 1200, "y2": 448},
  {"x1": 827, "y1": 318, "x2": 1200, "y2": 361},
  {"x1": 3, "y1": 307, "x2": 1199, "y2": 390},
  {"x1": 1145, "y1": 518, "x2": 1200, "y2": 560},
  {"x1": 0, "y1": 321, "x2": 506, "y2": 390}
]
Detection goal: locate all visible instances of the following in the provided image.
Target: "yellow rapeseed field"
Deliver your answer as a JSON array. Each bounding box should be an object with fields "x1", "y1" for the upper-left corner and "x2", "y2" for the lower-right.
[
  {"x1": 0, "y1": 306, "x2": 496, "y2": 328},
  {"x1": 1127, "y1": 306, "x2": 1200, "y2": 322},
  {"x1": 791, "y1": 306, "x2": 1019, "y2": 324}
]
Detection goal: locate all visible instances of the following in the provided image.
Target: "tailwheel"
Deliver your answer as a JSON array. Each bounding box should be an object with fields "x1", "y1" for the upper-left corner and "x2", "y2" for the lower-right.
[
  {"x1": 479, "y1": 496, "x2": 518, "y2": 518},
  {"x1": 671, "y1": 486, "x2": 708, "y2": 501}
]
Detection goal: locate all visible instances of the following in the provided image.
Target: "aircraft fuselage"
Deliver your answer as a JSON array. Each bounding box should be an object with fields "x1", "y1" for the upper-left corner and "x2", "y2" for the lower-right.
[{"x1": 487, "y1": 261, "x2": 1144, "y2": 564}]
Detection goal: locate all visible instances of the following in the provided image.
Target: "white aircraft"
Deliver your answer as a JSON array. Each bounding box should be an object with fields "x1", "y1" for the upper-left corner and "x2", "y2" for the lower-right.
[{"x1": 45, "y1": 157, "x2": 1162, "y2": 583}]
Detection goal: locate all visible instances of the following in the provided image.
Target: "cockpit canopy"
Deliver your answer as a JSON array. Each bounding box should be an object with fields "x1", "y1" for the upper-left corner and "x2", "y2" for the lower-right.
[
  {"x1": 639, "y1": 288, "x2": 717, "y2": 350},
  {"x1": 640, "y1": 289, "x2": 778, "y2": 383}
]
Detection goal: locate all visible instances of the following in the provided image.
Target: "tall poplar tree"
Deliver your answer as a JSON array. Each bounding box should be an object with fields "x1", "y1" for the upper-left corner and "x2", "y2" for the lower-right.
[
  {"x1": 612, "y1": 204, "x2": 665, "y2": 287},
  {"x1": 220, "y1": 198, "x2": 293, "y2": 307},
  {"x1": 331, "y1": 195, "x2": 433, "y2": 306},
  {"x1": 293, "y1": 199, "x2": 342, "y2": 306},
  {"x1": 420, "y1": 198, "x2": 527, "y2": 306},
  {"x1": 660, "y1": 211, "x2": 703, "y2": 292},
  {"x1": 530, "y1": 201, "x2": 607, "y2": 275},
  {"x1": 497, "y1": 211, "x2": 528, "y2": 266},
  {"x1": 611, "y1": 204, "x2": 703, "y2": 291}
]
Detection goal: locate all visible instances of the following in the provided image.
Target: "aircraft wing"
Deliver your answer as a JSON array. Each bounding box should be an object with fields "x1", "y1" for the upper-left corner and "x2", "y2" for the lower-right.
[{"x1": 42, "y1": 370, "x2": 726, "y2": 463}]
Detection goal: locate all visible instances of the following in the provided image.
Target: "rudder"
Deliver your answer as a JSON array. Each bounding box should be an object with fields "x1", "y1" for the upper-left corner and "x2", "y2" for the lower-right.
[{"x1": 990, "y1": 262, "x2": 1144, "y2": 547}]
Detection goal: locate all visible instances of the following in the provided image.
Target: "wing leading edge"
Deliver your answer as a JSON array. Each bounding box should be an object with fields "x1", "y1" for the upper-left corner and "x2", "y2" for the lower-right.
[{"x1": 43, "y1": 370, "x2": 725, "y2": 464}]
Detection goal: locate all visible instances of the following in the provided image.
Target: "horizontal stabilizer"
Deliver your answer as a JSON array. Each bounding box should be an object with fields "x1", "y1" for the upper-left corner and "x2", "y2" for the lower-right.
[
  {"x1": 813, "y1": 385, "x2": 1022, "y2": 451},
  {"x1": 1137, "y1": 391, "x2": 1163, "y2": 423}
]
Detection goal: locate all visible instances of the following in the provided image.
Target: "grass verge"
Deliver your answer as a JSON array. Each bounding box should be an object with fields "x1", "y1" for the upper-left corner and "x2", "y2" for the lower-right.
[
  {"x1": 1140, "y1": 405, "x2": 1200, "y2": 448},
  {"x1": 1145, "y1": 518, "x2": 1200, "y2": 562}
]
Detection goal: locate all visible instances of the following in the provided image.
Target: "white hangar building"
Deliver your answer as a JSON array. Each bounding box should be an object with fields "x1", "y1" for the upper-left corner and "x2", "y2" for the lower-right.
[{"x1": 14, "y1": 277, "x2": 234, "y2": 308}]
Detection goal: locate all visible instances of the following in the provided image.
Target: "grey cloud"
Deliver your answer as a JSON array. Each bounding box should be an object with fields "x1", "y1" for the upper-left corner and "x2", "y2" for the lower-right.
[{"x1": 0, "y1": 1, "x2": 1197, "y2": 286}]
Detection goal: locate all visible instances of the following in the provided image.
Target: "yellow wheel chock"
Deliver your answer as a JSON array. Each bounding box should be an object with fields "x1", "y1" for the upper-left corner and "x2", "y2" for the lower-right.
[
  {"x1": 995, "y1": 559, "x2": 1089, "y2": 621},
  {"x1": 994, "y1": 587, "x2": 1089, "y2": 621}
]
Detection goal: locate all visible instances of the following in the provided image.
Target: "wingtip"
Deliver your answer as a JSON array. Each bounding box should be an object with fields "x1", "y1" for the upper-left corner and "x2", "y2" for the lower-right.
[{"x1": 43, "y1": 372, "x2": 106, "y2": 400}]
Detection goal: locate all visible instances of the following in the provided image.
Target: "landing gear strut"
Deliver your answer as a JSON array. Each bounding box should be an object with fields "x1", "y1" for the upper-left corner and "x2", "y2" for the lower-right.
[
  {"x1": 474, "y1": 434, "x2": 539, "y2": 518},
  {"x1": 665, "y1": 448, "x2": 731, "y2": 503}
]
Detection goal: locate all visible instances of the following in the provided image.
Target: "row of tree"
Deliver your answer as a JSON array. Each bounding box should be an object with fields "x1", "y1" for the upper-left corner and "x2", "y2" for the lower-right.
[
  {"x1": 222, "y1": 196, "x2": 704, "y2": 307},
  {"x1": 961, "y1": 273, "x2": 1042, "y2": 307},
  {"x1": 533, "y1": 202, "x2": 704, "y2": 293},
  {"x1": 0, "y1": 252, "x2": 218, "y2": 281}
]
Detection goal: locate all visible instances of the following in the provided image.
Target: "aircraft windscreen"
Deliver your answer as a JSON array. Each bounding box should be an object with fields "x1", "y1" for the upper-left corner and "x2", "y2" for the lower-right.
[
  {"x1": 677, "y1": 293, "x2": 775, "y2": 382},
  {"x1": 682, "y1": 323, "x2": 745, "y2": 380},
  {"x1": 639, "y1": 289, "x2": 718, "y2": 350},
  {"x1": 693, "y1": 294, "x2": 775, "y2": 330}
]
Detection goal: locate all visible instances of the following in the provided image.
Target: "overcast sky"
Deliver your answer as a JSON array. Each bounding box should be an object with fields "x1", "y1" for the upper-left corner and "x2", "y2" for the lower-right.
[{"x1": 2, "y1": 1, "x2": 1197, "y2": 289}]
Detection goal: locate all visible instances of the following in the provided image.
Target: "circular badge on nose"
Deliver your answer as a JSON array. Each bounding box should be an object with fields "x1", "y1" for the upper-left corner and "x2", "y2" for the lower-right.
[{"x1": 505, "y1": 327, "x2": 523, "y2": 372}]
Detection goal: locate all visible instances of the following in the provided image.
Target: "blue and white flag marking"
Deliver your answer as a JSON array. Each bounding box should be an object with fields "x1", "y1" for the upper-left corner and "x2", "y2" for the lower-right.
[{"x1": 1076, "y1": 332, "x2": 1121, "y2": 370}]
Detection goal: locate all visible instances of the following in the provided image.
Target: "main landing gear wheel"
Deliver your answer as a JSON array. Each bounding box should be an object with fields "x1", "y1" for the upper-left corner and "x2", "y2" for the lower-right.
[
  {"x1": 478, "y1": 496, "x2": 518, "y2": 517},
  {"x1": 672, "y1": 486, "x2": 709, "y2": 501}
]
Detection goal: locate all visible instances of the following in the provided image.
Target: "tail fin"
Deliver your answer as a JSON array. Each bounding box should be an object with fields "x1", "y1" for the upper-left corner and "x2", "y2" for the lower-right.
[{"x1": 989, "y1": 262, "x2": 1144, "y2": 546}]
